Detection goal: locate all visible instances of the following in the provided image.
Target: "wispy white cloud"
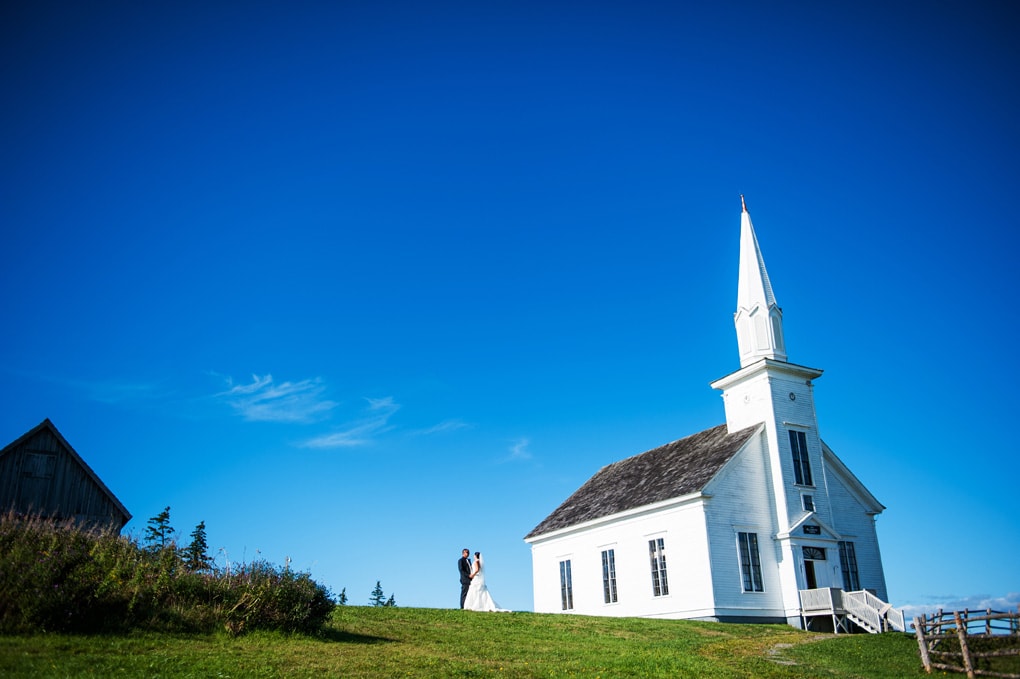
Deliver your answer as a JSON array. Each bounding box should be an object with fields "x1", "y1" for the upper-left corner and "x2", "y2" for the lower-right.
[
  {"x1": 412, "y1": 419, "x2": 471, "y2": 436},
  {"x1": 300, "y1": 396, "x2": 400, "y2": 449},
  {"x1": 218, "y1": 374, "x2": 337, "y2": 423},
  {"x1": 26, "y1": 370, "x2": 168, "y2": 406},
  {"x1": 900, "y1": 592, "x2": 1020, "y2": 622},
  {"x1": 365, "y1": 396, "x2": 399, "y2": 413},
  {"x1": 76, "y1": 379, "x2": 166, "y2": 405},
  {"x1": 500, "y1": 438, "x2": 532, "y2": 463},
  {"x1": 300, "y1": 422, "x2": 383, "y2": 449},
  {"x1": 29, "y1": 371, "x2": 178, "y2": 412}
]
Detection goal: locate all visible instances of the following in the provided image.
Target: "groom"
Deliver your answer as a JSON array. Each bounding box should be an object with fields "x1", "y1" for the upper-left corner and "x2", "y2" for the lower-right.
[{"x1": 458, "y1": 548, "x2": 472, "y2": 608}]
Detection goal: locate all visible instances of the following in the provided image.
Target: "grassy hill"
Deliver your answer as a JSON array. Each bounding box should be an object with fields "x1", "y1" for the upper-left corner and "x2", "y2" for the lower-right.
[{"x1": 0, "y1": 606, "x2": 924, "y2": 678}]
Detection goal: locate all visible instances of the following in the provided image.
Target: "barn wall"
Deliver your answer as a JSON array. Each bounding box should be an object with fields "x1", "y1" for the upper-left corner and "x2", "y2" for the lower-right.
[{"x1": 0, "y1": 426, "x2": 128, "y2": 530}]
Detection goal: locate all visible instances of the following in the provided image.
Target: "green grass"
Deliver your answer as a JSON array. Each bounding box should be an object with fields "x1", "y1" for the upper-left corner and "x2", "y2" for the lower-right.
[{"x1": 0, "y1": 606, "x2": 927, "y2": 678}]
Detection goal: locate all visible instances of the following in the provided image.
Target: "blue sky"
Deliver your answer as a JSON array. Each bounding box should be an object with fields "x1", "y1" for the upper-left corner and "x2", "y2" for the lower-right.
[{"x1": 1, "y1": 1, "x2": 1017, "y2": 615}]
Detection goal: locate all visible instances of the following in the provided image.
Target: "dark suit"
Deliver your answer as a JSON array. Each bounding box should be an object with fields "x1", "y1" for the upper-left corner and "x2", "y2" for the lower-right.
[{"x1": 458, "y1": 556, "x2": 472, "y2": 608}]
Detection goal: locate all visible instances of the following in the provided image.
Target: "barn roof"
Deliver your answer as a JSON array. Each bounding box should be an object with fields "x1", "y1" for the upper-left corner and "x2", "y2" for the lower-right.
[{"x1": 525, "y1": 423, "x2": 760, "y2": 540}]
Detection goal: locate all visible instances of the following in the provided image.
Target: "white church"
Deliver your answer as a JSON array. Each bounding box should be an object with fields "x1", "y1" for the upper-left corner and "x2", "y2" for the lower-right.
[{"x1": 524, "y1": 198, "x2": 903, "y2": 633}]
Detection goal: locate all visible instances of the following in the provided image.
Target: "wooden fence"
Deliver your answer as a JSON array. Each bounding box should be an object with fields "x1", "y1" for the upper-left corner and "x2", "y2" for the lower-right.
[{"x1": 914, "y1": 609, "x2": 1020, "y2": 678}]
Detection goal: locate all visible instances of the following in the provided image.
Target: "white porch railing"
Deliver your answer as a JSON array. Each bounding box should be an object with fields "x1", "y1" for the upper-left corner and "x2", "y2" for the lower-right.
[
  {"x1": 886, "y1": 605, "x2": 906, "y2": 632},
  {"x1": 800, "y1": 587, "x2": 844, "y2": 614},
  {"x1": 843, "y1": 590, "x2": 906, "y2": 632},
  {"x1": 800, "y1": 588, "x2": 905, "y2": 633},
  {"x1": 843, "y1": 591, "x2": 883, "y2": 632}
]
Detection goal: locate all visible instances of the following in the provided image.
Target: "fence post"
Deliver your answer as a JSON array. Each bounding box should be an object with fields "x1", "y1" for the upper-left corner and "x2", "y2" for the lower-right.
[
  {"x1": 954, "y1": 611, "x2": 975, "y2": 679},
  {"x1": 914, "y1": 615, "x2": 932, "y2": 674}
]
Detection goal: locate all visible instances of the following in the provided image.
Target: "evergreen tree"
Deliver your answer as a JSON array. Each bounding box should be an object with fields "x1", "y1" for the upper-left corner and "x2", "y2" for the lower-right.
[
  {"x1": 337, "y1": 587, "x2": 348, "y2": 605},
  {"x1": 144, "y1": 506, "x2": 175, "y2": 550},
  {"x1": 369, "y1": 581, "x2": 386, "y2": 607},
  {"x1": 183, "y1": 520, "x2": 212, "y2": 572},
  {"x1": 384, "y1": 594, "x2": 397, "y2": 607}
]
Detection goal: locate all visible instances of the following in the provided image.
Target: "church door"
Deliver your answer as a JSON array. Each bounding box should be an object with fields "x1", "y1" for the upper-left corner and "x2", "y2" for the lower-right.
[{"x1": 802, "y1": 546, "x2": 827, "y2": 590}]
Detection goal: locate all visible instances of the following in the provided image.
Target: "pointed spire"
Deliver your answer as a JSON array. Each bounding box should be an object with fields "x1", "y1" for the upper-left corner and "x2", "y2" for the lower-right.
[{"x1": 734, "y1": 197, "x2": 787, "y2": 367}]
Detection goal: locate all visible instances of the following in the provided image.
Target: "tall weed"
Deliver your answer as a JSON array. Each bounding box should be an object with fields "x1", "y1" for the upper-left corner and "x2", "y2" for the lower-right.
[{"x1": 0, "y1": 511, "x2": 335, "y2": 635}]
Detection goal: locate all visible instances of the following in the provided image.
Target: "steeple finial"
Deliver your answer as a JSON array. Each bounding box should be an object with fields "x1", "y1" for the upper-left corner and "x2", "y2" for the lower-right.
[{"x1": 734, "y1": 198, "x2": 787, "y2": 367}]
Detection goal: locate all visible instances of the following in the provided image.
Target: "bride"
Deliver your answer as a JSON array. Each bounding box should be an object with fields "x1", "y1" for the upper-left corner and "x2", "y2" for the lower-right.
[{"x1": 463, "y1": 551, "x2": 507, "y2": 612}]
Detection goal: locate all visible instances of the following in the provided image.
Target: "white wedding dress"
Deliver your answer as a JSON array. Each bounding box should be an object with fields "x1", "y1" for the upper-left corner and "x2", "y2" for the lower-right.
[{"x1": 463, "y1": 558, "x2": 506, "y2": 612}]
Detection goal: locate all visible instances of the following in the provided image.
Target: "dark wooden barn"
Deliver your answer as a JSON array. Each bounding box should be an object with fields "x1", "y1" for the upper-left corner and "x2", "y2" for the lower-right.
[{"x1": 0, "y1": 419, "x2": 131, "y2": 530}]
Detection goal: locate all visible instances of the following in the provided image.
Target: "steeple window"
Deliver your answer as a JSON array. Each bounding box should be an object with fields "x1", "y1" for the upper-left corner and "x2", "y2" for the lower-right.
[{"x1": 789, "y1": 430, "x2": 814, "y2": 486}]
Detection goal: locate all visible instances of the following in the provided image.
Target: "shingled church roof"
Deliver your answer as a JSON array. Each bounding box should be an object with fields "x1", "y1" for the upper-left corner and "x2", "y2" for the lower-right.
[{"x1": 525, "y1": 423, "x2": 760, "y2": 539}]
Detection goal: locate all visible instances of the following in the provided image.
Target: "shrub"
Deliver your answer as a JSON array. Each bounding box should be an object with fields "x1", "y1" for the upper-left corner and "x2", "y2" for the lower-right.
[
  {"x1": 222, "y1": 560, "x2": 335, "y2": 635},
  {"x1": 0, "y1": 511, "x2": 335, "y2": 635},
  {"x1": 0, "y1": 513, "x2": 127, "y2": 632}
]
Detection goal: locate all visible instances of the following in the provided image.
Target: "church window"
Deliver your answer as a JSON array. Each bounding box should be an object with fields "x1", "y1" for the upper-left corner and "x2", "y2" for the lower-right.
[
  {"x1": 802, "y1": 546, "x2": 826, "y2": 560},
  {"x1": 649, "y1": 538, "x2": 669, "y2": 597},
  {"x1": 802, "y1": 494, "x2": 814, "y2": 512},
  {"x1": 601, "y1": 549, "x2": 618, "y2": 604},
  {"x1": 838, "y1": 541, "x2": 860, "y2": 591},
  {"x1": 789, "y1": 430, "x2": 813, "y2": 485},
  {"x1": 559, "y1": 560, "x2": 573, "y2": 610},
  {"x1": 737, "y1": 532, "x2": 764, "y2": 592}
]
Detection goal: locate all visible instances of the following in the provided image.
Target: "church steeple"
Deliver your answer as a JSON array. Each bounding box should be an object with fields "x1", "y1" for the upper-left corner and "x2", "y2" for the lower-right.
[{"x1": 734, "y1": 196, "x2": 787, "y2": 367}]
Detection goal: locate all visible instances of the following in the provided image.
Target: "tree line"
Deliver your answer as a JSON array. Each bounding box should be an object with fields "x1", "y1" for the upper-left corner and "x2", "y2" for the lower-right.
[{"x1": 145, "y1": 507, "x2": 396, "y2": 607}]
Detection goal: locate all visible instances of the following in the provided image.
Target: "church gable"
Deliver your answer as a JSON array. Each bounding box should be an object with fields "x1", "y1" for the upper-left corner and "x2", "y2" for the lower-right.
[
  {"x1": 783, "y1": 512, "x2": 842, "y2": 541},
  {"x1": 525, "y1": 423, "x2": 759, "y2": 540},
  {"x1": 820, "y1": 441, "x2": 885, "y2": 514}
]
